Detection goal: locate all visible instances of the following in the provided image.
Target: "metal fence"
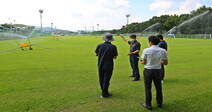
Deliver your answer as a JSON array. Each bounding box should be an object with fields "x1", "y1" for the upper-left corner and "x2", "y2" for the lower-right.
[{"x1": 174, "y1": 34, "x2": 212, "y2": 39}]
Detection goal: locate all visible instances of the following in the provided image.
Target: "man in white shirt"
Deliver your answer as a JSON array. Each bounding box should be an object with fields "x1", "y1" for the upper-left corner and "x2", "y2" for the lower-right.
[{"x1": 140, "y1": 36, "x2": 168, "y2": 110}]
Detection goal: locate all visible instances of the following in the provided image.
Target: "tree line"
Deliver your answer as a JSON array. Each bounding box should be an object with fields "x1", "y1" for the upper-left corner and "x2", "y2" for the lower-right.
[{"x1": 93, "y1": 6, "x2": 212, "y2": 35}]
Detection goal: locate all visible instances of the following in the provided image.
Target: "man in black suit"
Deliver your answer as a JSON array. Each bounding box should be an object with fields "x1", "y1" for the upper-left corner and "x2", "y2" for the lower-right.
[{"x1": 95, "y1": 33, "x2": 118, "y2": 98}]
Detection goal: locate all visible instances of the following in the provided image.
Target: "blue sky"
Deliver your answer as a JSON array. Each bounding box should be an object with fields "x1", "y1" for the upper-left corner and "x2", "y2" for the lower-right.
[{"x1": 0, "y1": 0, "x2": 211, "y2": 31}]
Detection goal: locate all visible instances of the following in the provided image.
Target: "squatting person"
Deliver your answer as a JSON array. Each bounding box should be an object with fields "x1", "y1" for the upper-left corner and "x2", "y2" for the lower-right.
[
  {"x1": 140, "y1": 36, "x2": 168, "y2": 110},
  {"x1": 120, "y1": 34, "x2": 141, "y2": 81},
  {"x1": 157, "y1": 35, "x2": 168, "y2": 83},
  {"x1": 95, "y1": 33, "x2": 118, "y2": 98}
]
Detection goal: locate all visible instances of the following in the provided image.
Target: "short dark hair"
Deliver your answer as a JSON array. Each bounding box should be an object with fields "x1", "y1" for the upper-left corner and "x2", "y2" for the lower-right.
[
  {"x1": 148, "y1": 36, "x2": 160, "y2": 45},
  {"x1": 130, "y1": 34, "x2": 137, "y2": 38},
  {"x1": 157, "y1": 35, "x2": 163, "y2": 40}
]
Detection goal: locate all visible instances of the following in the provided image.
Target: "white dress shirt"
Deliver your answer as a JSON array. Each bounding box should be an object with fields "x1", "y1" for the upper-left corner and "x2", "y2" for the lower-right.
[{"x1": 141, "y1": 45, "x2": 168, "y2": 69}]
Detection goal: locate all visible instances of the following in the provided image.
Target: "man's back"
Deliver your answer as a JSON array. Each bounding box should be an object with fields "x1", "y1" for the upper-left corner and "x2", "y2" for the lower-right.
[
  {"x1": 95, "y1": 42, "x2": 118, "y2": 70},
  {"x1": 142, "y1": 45, "x2": 167, "y2": 69},
  {"x1": 95, "y1": 33, "x2": 118, "y2": 98}
]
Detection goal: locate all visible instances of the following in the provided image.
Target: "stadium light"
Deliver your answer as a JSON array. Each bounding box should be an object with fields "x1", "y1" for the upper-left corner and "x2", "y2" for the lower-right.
[
  {"x1": 8, "y1": 18, "x2": 16, "y2": 32},
  {"x1": 39, "y1": 9, "x2": 44, "y2": 31},
  {"x1": 51, "y1": 23, "x2": 53, "y2": 31},
  {"x1": 92, "y1": 26, "x2": 94, "y2": 32},
  {"x1": 97, "y1": 24, "x2": 99, "y2": 31},
  {"x1": 126, "y1": 14, "x2": 130, "y2": 25}
]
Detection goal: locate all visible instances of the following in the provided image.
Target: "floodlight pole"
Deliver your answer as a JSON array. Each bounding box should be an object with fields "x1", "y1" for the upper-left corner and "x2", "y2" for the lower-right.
[
  {"x1": 14, "y1": 20, "x2": 16, "y2": 32},
  {"x1": 97, "y1": 24, "x2": 99, "y2": 31},
  {"x1": 51, "y1": 23, "x2": 53, "y2": 31},
  {"x1": 92, "y1": 26, "x2": 94, "y2": 32},
  {"x1": 126, "y1": 14, "x2": 130, "y2": 25},
  {"x1": 8, "y1": 18, "x2": 16, "y2": 32},
  {"x1": 39, "y1": 9, "x2": 44, "y2": 31}
]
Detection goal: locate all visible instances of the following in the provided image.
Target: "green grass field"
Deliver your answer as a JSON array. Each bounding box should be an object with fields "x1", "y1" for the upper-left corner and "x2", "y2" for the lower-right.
[{"x1": 0, "y1": 36, "x2": 212, "y2": 112}]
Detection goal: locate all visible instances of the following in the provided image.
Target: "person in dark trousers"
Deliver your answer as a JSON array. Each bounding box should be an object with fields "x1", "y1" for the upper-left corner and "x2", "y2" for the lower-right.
[
  {"x1": 120, "y1": 34, "x2": 141, "y2": 81},
  {"x1": 157, "y1": 35, "x2": 168, "y2": 83},
  {"x1": 140, "y1": 36, "x2": 168, "y2": 110},
  {"x1": 95, "y1": 33, "x2": 118, "y2": 98}
]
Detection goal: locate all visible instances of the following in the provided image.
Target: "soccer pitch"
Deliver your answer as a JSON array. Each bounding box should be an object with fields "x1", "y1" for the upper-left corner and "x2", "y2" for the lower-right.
[{"x1": 0, "y1": 36, "x2": 212, "y2": 112}]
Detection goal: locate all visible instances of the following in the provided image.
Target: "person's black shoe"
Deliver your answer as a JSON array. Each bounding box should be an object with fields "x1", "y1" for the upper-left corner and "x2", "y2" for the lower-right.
[
  {"x1": 101, "y1": 93, "x2": 113, "y2": 98},
  {"x1": 141, "y1": 102, "x2": 153, "y2": 110},
  {"x1": 157, "y1": 104, "x2": 162, "y2": 108},
  {"x1": 132, "y1": 79, "x2": 140, "y2": 81},
  {"x1": 129, "y1": 75, "x2": 135, "y2": 78}
]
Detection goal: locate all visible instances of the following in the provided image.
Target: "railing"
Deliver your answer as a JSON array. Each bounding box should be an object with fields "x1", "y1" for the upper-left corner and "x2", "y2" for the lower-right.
[{"x1": 174, "y1": 34, "x2": 212, "y2": 39}]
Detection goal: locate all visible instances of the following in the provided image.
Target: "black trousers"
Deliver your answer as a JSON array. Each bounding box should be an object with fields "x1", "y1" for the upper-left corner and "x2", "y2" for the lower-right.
[
  {"x1": 160, "y1": 65, "x2": 165, "y2": 80},
  {"x1": 130, "y1": 54, "x2": 140, "y2": 80},
  {"x1": 143, "y1": 68, "x2": 163, "y2": 107},
  {"x1": 98, "y1": 68, "x2": 113, "y2": 96}
]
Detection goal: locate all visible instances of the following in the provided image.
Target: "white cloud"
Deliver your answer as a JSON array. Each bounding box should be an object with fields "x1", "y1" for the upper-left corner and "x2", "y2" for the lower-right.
[
  {"x1": 150, "y1": 0, "x2": 175, "y2": 11},
  {"x1": 0, "y1": 0, "x2": 130, "y2": 31},
  {"x1": 150, "y1": 0, "x2": 203, "y2": 16}
]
